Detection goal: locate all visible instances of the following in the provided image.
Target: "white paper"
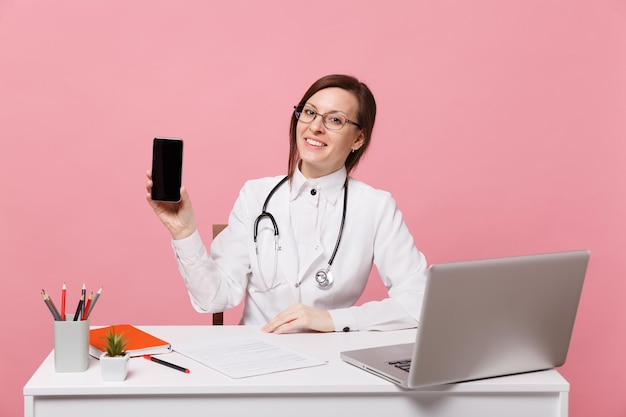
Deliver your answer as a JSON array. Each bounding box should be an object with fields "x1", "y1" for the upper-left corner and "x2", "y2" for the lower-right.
[{"x1": 174, "y1": 337, "x2": 327, "y2": 378}]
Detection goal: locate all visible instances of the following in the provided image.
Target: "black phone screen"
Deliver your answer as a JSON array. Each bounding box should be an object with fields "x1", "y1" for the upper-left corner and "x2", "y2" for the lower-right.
[{"x1": 151, "y1": 137, "x2": 183, "y2": 202}]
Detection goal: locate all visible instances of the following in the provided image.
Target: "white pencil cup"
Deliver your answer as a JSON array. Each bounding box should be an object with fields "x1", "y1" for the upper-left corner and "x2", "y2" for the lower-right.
[{"x1": 53, "y1": 317, "x2": 90, "y2": 372}]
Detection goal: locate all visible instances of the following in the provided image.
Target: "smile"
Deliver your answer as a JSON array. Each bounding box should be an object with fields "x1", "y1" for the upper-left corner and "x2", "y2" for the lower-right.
[{"x1": 305, "y1": 138, "x2": 326, "y2": 147}]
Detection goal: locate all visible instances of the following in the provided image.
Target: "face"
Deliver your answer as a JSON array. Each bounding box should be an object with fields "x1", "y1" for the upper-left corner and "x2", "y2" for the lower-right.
[{"x1": 296, "y1": 87, "x2": 364, "y2": 179}]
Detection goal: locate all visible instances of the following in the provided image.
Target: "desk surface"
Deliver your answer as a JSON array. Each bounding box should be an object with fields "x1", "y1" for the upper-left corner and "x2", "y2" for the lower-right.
[{"x1": 24, "y1": 326, "x2": 570, "y2": 417}]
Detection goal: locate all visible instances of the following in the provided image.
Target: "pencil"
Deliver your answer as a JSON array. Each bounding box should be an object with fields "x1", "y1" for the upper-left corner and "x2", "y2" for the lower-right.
[
  {"x1": 143, "y1": 355, "x2": 190, "y2": 373},
  {"x1": 61, "y1": 283, "x2": 67, "y2": 321},
  {"x1": 73, "y1": 294, "x2": 84, "y2": 321},
  {"x1": 82, "y1": 292, "x2": 93, "y2": 320},
  {"x1": 41, "y1": 290, "x2": 62, "y2": 321},
  {"x1": 80, "y1": 283, "x2": 86, "y2": 319},
  {"x1": 87, "y1": 287, "x2": 102, "y2": 318}
]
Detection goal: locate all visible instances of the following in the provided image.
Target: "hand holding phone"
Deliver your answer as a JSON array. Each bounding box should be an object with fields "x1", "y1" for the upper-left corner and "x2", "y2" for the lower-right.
[{"x1": 151, "y1": 137, "x2": 183, "y2": 202}]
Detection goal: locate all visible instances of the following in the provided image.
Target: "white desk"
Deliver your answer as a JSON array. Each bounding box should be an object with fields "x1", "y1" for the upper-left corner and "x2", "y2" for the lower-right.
[{"x1": 24, "y1": 326, "x2": 569, "y2": 417}]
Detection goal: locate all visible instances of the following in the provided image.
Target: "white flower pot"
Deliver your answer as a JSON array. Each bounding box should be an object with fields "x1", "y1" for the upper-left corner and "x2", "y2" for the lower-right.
[{"x1": 100, "y1": 353, "x2": 130, "y2": 381}]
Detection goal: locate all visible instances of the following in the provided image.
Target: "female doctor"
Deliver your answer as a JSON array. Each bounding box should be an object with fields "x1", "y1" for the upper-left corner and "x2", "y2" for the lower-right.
[{"x1": 146, "y1": 74, "x2": 427, "y2": 334}]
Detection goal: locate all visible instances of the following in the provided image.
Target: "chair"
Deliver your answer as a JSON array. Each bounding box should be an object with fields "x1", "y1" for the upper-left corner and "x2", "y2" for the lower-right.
[{"x1": 211, "y1": 224, "x2": 228, "y2": 325}]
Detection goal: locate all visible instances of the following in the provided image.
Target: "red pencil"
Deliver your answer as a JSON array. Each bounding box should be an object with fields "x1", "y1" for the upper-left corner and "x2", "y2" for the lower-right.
[
  {"x1": 86, "y1": 287, "x2": 102, "y2": 319},
  {"x1": 82, "y1": 292, "x2": 93, "y2": 320},
  {"x1": 61, "y1": 283, "x2": 67, "y2": 321}
]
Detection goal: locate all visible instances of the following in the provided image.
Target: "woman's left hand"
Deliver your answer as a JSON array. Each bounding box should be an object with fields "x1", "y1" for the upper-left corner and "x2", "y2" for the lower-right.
[{"x1": 262, "y1": 303, "x2": 335, "y2": 334}]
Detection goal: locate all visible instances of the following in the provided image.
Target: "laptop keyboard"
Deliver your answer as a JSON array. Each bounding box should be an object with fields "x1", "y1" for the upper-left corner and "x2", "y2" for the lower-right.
[{"x1": 389, "y1": 359, "x2": 411, "y2": 372}]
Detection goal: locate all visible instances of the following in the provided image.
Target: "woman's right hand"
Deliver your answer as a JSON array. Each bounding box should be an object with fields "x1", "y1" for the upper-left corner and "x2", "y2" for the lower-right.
[{"x1": 145, "y1": 170, "x2": 197, "y2": 240}]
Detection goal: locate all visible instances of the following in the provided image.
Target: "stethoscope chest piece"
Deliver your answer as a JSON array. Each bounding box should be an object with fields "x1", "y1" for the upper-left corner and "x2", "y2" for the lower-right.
[{"x1": 315, "y1": 269, "x2": 334, "y2": 289}]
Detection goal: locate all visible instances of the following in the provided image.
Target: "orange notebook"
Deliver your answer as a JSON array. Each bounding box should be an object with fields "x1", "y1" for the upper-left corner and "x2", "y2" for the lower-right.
[{"x1": 89, "y1": 324, "x2": 172, "y2": 358}]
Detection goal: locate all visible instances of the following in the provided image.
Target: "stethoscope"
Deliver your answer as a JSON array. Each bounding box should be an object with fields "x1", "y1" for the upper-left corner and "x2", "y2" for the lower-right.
[{"x1": 253, "y1": 176, "x2": 348, "y2": 290}]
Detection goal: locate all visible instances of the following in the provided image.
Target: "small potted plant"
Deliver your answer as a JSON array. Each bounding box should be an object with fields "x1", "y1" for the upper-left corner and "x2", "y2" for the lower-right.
[{"x1": 100, "y1": 327, "x2": 130, "y2": 381}]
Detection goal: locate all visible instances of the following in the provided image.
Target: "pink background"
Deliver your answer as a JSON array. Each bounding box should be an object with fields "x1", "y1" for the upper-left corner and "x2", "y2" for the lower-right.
[{"x1": 1, "y1": 1, "x2": 624, "y2": 415}]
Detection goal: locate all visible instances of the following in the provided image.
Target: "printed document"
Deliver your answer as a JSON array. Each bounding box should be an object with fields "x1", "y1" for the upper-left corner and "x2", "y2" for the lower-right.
[{"x1": 174, "y1": 337, "x2": 327, "y2": 378}]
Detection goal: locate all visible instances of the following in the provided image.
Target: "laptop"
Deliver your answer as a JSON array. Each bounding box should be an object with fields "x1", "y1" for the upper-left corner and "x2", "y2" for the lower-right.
[{"x1": 340, "y1": 250, "x2": 590, "y2": 388}]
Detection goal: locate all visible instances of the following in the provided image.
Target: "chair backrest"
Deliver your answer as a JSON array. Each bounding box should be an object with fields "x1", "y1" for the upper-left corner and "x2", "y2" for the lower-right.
[{"x1": 211, "y1": 224, "x2": 228, "y2": 325}]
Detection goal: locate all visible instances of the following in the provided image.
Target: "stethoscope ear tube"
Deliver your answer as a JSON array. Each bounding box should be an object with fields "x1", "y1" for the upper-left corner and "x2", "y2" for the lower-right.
[
  {"x1": 254, "y1": 176, "x2": 348, "y2": 290},
  {"x1": 253, "y1": 211, "x2": 279, "y2": 244},
  {"x1": 254, "y1": 176, "x2": 289, "y2": 244}
]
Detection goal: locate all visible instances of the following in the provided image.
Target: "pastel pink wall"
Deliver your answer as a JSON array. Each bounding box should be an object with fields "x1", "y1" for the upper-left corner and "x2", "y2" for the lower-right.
[{"x1": 1, "y1": 1, "x2": 624, "y2": 415}]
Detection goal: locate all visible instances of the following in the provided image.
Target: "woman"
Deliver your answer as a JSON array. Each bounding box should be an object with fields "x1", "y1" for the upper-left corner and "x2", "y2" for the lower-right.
[{"x1": 146, "y1": 74, "x2": 427, "y2": 333}]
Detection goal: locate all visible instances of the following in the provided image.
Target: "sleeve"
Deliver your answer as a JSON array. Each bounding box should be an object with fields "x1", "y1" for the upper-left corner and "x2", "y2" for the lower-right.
[
  {"x1": 171, "y1": 186, "x2": 253, "y2": 314},
  {"x1": 328, "y1": 192, "x2": 427, "y2": 332}
]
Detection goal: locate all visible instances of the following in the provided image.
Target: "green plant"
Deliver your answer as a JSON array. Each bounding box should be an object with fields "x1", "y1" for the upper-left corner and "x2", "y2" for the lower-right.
[{"x1": 102, "y1": 327, "x2": 128, "y2": 357}]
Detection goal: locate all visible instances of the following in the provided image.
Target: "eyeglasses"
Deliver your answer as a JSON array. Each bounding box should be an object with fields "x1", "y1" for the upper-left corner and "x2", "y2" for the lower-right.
[{"x1": 294, "y1": 105, "x2": 362, "y2": 131}]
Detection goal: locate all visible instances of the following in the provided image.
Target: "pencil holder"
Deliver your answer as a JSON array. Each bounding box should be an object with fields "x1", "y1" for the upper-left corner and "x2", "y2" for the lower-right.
[{"x1": 53, "y1": 317, "x2": 90, "y2": 372}]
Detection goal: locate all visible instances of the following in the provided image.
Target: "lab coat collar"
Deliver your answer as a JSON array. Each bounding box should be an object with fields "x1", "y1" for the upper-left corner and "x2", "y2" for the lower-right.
[{"x1": 290, "y1": 165, "x2": 347, "y2": 206}]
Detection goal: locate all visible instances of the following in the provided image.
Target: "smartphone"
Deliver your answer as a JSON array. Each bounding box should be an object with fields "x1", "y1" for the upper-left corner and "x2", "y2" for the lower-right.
[{"x1": 151, "y1": 137, "x2": 184, "y2": 202}]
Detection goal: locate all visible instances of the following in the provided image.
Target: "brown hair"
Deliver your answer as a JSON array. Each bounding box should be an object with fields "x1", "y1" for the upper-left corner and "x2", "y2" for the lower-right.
[{"x1": 288, "y1": 74, "x2": 377, "y2": 178}]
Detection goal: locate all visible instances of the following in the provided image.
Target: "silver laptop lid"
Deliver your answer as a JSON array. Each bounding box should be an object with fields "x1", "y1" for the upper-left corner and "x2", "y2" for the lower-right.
[{"x1": 408, "y1": 250, "x2": 589, "y2": 387}]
